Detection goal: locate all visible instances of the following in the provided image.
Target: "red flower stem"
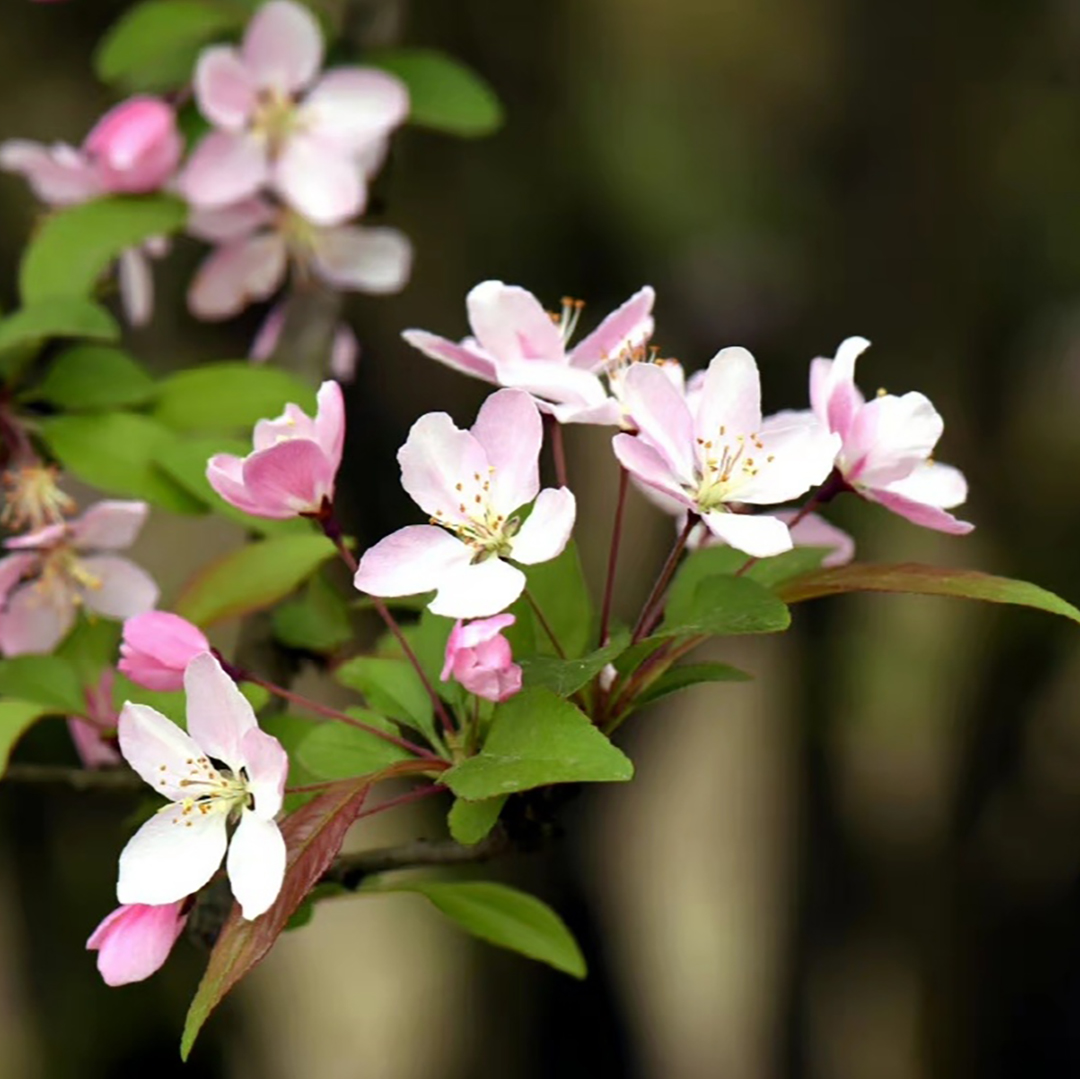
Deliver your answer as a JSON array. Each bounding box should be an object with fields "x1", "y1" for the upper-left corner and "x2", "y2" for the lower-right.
[
  {"x1": 354, "y1": 782, "x2": 445, "y2": 821},
  {"x1": 631, "y1": 515, "x2": 698, "y2": 644},
  {"x1": 321, "y1": 513, "x2": 457, "y2": 739},
  {"x1": 598, "y1": 465, "x2": 629, "y2": 647},
  {"x1": 545, "y1": 414, "x2": 569, "y2": 489},
  {"x1": 524, "y1": 587, "x2": 567, "y2": 659}
]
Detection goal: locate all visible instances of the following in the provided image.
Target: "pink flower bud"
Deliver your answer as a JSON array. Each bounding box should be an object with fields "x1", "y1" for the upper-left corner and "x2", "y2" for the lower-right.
[
  {"x1": 83, "y1": 96, "x2": 182, "y2": 194},
  {"x1": 87, "y1": 901, "x2": 188, "y2": 987},
  {"x1": 441, "y1": 614, "x2": 522, "y2": 703},
  {"x1": 119, "y1": 611, "x2": 210, "y2": 691}
]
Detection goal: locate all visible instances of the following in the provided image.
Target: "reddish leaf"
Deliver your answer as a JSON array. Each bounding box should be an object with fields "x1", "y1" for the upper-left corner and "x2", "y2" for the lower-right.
[
  {"x1": 180, "y1": 778, "x2": 371, "y2": 1059},
  {"x1": 777, "y1": 562, "x2": 1080, "y2": 623}
]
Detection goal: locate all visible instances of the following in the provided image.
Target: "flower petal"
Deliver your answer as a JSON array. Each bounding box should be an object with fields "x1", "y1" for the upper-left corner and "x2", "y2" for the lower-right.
[
  {"x1": 700, "y1": 511, "x2": 793, "y2": 558},
  {"x1": 863, "y1": 487, "x2": 974, "y2": 535},
  {"x1": 509, "y1": 487, "x2": 576, "y2": 565},
  {"x1": 184, "y1": 651, "x2": 258, "y2": 774},
  {"x1": 354, "y1": 525, "x2": 473, "y2": 599},
  {"x1": 117, "y1": 248, "x2": 154, "y2": 326},
  {"x1": 226, "y1": 810, "x2": 286, "y2": 920},
  {"x1": 195, "y1": 46, "x2": 257, "y2": 130},
  {"x1": 0, "y1": 553, "x2": 39, "y2": 607},
  {"x1": 401, "y1": 329, "x2": 498, "y2": 383},
  {"x1": 79, "y1": 556, "x2": 159, "y2": 619},
  {"x1": 240, "y1": 727, "x2": 288, "y2": 820},
  {"x1": 694, "y1": 346, "x2": 763, "y2": 445},
  {"x1": 117, "y1": 701, "x2": 208, "y2": 799},
  {"x1": 496, "y1": 360, "x2": 609, "y2": 412},
  {"x1": 87, "y1": 902, "x2": 187, "y2": 987},
  {"x1": 777, "y1": 511, "x2": 855, "y2": 567},
  {"x1": 733, "y1": 414, "x2": 839, "y2": 505},
  {"x1": 313, "y1": 379, "x2": 345, "y2": 466},
  {"x1": 274, "y1": 134, "x2": 364, "y2": 226},
  {"x1": 179, "y1": 131, "x2": 268, "y2": 209},
  {"x1": 240, "y1": 440, "x2": 336, "y2": 516},
  {"x1": 301, "y1": 68, "x2": 409, "y2": 152},
  {"x1": 187, "y1": 196, "x2": 277, "y2": 243},
  {"x1": 812, "y1": 336, "x2": 870, "y2": 437},
  {"x1": 188, "y1": 233, "x2": 287, "y2": 320},
  {"x1": 429, "y1": 557, "x2": 527, "y2": 619},
  {"x1": 117, "y1": 801, "x2": 229, "y2": 907},
  {"x1": 621, "y1": 362, "x2": 696, "y2": 482},
  {"x1": 310, "y1": 225, "x2": 412, "y2": 293},
  {"x1": 611, "y1": 432, "x2": 691, "y2": 510},
  {"x1": 0, "y1": 584, "x2": 75, "y2": 655},
  {"x1": 466, "y1": 280, "x2": 564, "y2": 363},
  {"x1": 206, "y1": 454, "x2": 267, "y2": 515},
  {"x1": 72, "y1": 500, "x2": 148, "y2": 550},
  {"x1": 241, "y1": 0, "x2": 323, "y2": 93},
  {"x1": 398, "y1": 413, "x2": 488, "y2": 524},
  {"x1": 845, "y1": 391, "x2": 943, "y2": 488},
  {"x1": 0, "y1": 139, "x2": 100, "y2": 204},
  {"x1": 470, "y1": 388, "x2": 542, "y2": 517},
  {"x1": 881, "y1": 460, "x2": 967, "y2": 509},
  {"x1": 568, "y1": 285, "x2": 655, "y2": 370}
]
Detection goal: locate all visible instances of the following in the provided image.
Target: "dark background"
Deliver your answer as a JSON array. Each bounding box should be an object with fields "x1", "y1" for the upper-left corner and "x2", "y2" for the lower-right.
[{"x1": 3, "y1": 1, "x2": 1080, "y2": 1076}]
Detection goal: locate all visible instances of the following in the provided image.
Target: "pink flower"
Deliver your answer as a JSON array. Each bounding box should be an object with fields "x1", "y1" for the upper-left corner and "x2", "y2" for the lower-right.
[
  {"x1": 808, "y1": 337, "x2": 973, "y2": 534},
  {"x1": 68, "y1": 669, "x2": 123, "y2": 769},
  {"x1": 187, "y1": 196, "x2": 411, "y2": 320},
  {"x1": 687, "y1": 510, "x2": 855, "y2": 567},
  {"x1": 206, "y1": 379, "x2": 345, "y2": 518},
  {"x1": 179, "y1": 0, "x2": 408, "y2": 225},
  {"x1": 441, "y1": 614, "x2": 522, "y2": 702},
  {"x1": 87, "y1": 901, "x2": 189, "y2": 987},
  {"x1": 119, "y1": 612, "x2": 211, "y2": 692},
  {"x1": 403, "y1": 280, "x2": 656, "y2": 425},
  {"x1": 612, "y1": 348, "x2": 841, "y2": 558},
  {"x1": 355, "y1": 389, "x2": 576, "y2": 618},
  {"x1": 0, "y1": 501, "x2": 158, "y2": 656},
  {"x1": 250, "y1": 303, "x2": 358, "y2": 381},
  {"x1": 117, "y1": 652, "x2": 288, "y2": 920}
]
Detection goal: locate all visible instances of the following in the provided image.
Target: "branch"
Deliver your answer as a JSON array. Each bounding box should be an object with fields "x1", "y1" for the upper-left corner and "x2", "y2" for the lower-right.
[{"x1": 2, "y1": 763, "x2": 143, "y2": 792}]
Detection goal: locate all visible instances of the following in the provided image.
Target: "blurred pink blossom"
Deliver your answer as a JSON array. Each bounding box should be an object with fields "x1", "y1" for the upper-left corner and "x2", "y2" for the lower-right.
[
  {"x1": 441, "y1": 614, "x2": 522, "y2": 702},
  {"x1": 68, "y1": 669, "x2": 122, "y2": 770},
  {"x1": 87, "y1": 901, "x2": 189, "y2": 987},
  {"x1": 250, "y1": 304, "x2": 358, "y2": 381}
]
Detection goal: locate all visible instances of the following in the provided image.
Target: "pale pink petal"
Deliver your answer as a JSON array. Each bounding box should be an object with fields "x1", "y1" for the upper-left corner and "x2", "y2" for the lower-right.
[
  {"x1": 187, "y1": 196, "x2": 277, "y2": 243},
  {"x1": 184, "y1": 651, "x2": 258, "y2": 774},
  {"x1": 620, "y1": 362, "x2": 696, "y2": 482},
  {"x1": 68, "y1": 718, "x2": 123, "y2": 769},
  {"x1": 0, "y1": 140, "x2": 100, "y2": 204},
  {"x1": 734, "y1": 415, "x2": 840, "y2": 505},
  {"x1": 250, "y1": 304, "x2": 286, "y2": 362},
  {"x1": 88, "y1": 902, "x2": 187, "y2": 987},
  {"x1": 241, "y1": 0, "x2": 323, "y2": 93},
  {"x1": 428, "y1": 557, "x2": 527, "y2": 620},
  {"x1": 882, "y1": 460, "x2": 967, "y2": 508},
  {"x1": 470, "y1": 388, "x2": 542, "y2": 517},
  {"x1": 694, "y1": 347, "x2": 763, "y2": 446},
  {"x1": 496, "y1": 360, "x2": 609, "y2": 412},
  {"x1": 240, "y1": 726, "x2": 288, "y2": 820},
  {"x1": 119, "y1": 611, "x2": 210, "y2": 693},
  {"x1": 179, "y1": 130, "x2": 268, "y2": 209},
  {"x1": 845, "y1": 391, "x2": 943, "y2": 488},
  {"x1": 194, "y1": 46, "x2": 257, "y2": 130},
  {"x1": 863, "y1": 487, "x2": 974, "y2": 535},
  {"x1": 401, "y1": 329, "x2": 498, "y2": 383},
  {"x1": 206, "y1": 454, "x2": 267, "y2": 515},
  {"x1": 240, "y1": 439, "x2": 336, "y2": 515},
  {"x1": 452, "y1": 613, "x2": 516, "y2": 652},
  {"x1": 79, "y1": 556, "x2": 159, "y2": 619},
  {"x1": 117, "y1": 701, "x2": 207, "y2": 799},
  {"x1": 310, "y1": 225, "x2": 412, "y2": 293},
  {"x1": 0, "y1": 583, "x2": 76, "y2": 655},
  {"x1": 0, "y1": 553, "x2": 38, "y2": 607},
  {"x1": 354, "y1": 525, "x2": 473, "y2": 599},
  {"x1": 273, "y1": 134, "x2": 364, "y2": 226},
  {"x1": 312, "y1": 380, "x2": 345, "y2": 466},
  {"x1": 72, "y1": 500, "x2": 148, "y2": 551},
  {"x1": 226, "y1": 811, "x2": 286, "y2": 919},
  {"x1": 568, "y1": 285, "x2": 655, "y2": 370},
  {"x1": 700, "y1": 511, "x2": 793, "y2": 558},
  {"x1": 330, "y1": 324, "x2": 359, "y2": 381},
  {"x1": 777, "y1": 511, "x2": 855, "y2": 567},
  {"x1": 252, "y1": 403, "x2": 318, "y2": 450},
  {"x1": 398, "y1": 413, "x2": 488, "y2": 525},
  {"x1": 466, "y1": 281, "x2": 564, "y2": 364},
  {"x1": 547, "y1": 397, "x2": 624, "y2": 427},
  {"x1": 509, "y1": 487, "x2": 575, "y2": 565},
  {"x1": 188, "y1": 233, "x2": 287, "y2": 320},
  {"x1": 117, "y1": 247, "x2": 154, "y2": 326},
  {"x1": 611, "y1": 432, "x2": 691, "y2": 510},
  {"x1": 301, "y1": 68, "x2": 409, "y2": 152},
  {"x1": 817, "y1": 336, "x2": 870, "y2": 437},
  {"x1": 5, "y1": 523, "x2": 65, "y2": 551},
  {"x1": 116, "y1": 801, "x2": 229, "y2": 907},
  {"x1": 84, "y1": 96, "x2": 182, "y2": 193}
]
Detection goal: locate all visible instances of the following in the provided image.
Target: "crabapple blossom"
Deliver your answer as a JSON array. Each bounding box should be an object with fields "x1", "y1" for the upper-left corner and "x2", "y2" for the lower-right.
[
  {"x1": 120, "y1": 612, "x2": 211, "y2": 692},
  {"x1": 686, "y1": 510, "x2": 855, "y2": 568},
  {"x1": 0, "y1": 501, "x2": 158, "y2": 656},
  {"x1": 354, "y1": 389, "x2": 576, "y2": 618},
  {"x1": 187, "y1": 196, "x2": 412, "y2": 320},
  {"x1": 87, "y1": 901, "x2": 189, "y2": 987},
  {"x1": 179, "y1": 0, "x2": 408, "y2": 225},
  {"x1": 403, "y1": 280, "x2": 657, "y2": 425},
  {"x1": 206, "y1": 379, "x2": 345, "y2": 519},
  {"x1": 441, "y1": 614, "x2": 523, "y2": 702},
  {"x1": 612, "y1": 348, "x2": 840, "y2": 558},
  {"x1": 116, "y1": 651, "x2": 288, "y2": 920},
  {"x1": 68, "y1": 668, "x2": 123, "y2": 770},
  {"x1": 808, "y1": 337, "x2": 973, "y2": 534},
  {"x1": 250, "y1": 303, "x2": 359, "y2": 381}
]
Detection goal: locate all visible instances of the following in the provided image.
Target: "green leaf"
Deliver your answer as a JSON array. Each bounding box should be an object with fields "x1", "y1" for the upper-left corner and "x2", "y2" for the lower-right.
[
  {"x1": 335, "y1": 656, "x2": 436, "y2": 745},
  {"x1": 153, "y1": 434, "x2": 307, "y2": 535},
  {"x1": 112, "y1": 674, "x2": 187, "y2": 726},
  {"x1": 0, "y1": 701, "x2": 49, "y2": 776},
  {"x1": 20, "y1": 195, "x2": 187, "y2": 304},
  {"x1": 507, "y1": 542, "x2": 592, "y2": 658},
  {"x1": 296, "y1": 716, "x2": 411, "y2": 782},
  {"x1": 96, "y1": 1, "x2": 244, "y2": 93},
  {"x1": 31, "y1": 345, "x2": 156, "y2": 411},
  {"x1": 0, "y1": 299, "x2": 119, "y2": 375},
  {"x1": 55, "y1": 617, "x2": 122, "y2": 683},
  {"x1": 374, "y1": 881, "x2": 585, "y2": 978},
  {"x1": 369, "y1": 48, "x2": 503, "y2": 137},
  {"x1": 174, "y1": 534, "x2": 336, "y2": 626},
  {"x1": 0, "y1": 656, "x2": 85, "y2": 715},
  {"x1": 776, "y1": 562, "x2": 1080, "y2": 623},
  {"x1": 402, "y1": 609, "x2": 461, "y2": 704},
  {"x1": 443, "y1": 688, "x2": 633, "y2": 800},
  {"x1": 519, "y1": 628, "x2": 630, "y2": 697},
  {"x1": 448, "y1": 795, "x2": 506, "y2": 846},
  {"x1": 153, "y1": 362, "x2": 316, "y2": 434},
  {"x1": 635, "y1": 662, "x2": 752, "y2": 707},
  {"x1": 181, "y1": 777, "x2": 373, "y2": 1060},
  {"x1": 272, "y1": 573, "x2": 353, "y2": 652},
  {"x1": 39, "y1": 412, "x2": 204, "y2": 513},
  {"x1": 659, "y1": 574, "x2": 791, "y2": 638},
  {"x1": 670, "y1": 544, "x2": 834, "y2": 592}
]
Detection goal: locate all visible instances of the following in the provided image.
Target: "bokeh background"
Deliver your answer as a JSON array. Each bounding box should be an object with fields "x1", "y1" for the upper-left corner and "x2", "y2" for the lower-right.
[{"x1": 3, "y1": 0, "x2": 1080, "y2": 1076}]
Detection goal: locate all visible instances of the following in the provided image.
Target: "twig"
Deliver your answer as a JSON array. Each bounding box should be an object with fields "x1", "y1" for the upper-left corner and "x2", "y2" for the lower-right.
[
  {"x1": 2, "y1": 764, "x2": 143, "y2": 792},
  {"x1": 631, "y1": 515, "x2": 698, "y2": 643},
  {"x1": 598, "y1": 465, "x2": 629, "y2": 647},
  {"x1": 524, "y1": 587, "x2": 566, "y2": 659}
]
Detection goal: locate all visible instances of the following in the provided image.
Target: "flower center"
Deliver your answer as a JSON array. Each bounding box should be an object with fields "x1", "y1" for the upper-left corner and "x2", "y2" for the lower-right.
[
  {"x1": 33, "y1": 545, "x2": 101, "y2": 607},
  {"x1": 692, "y1": 429, "x2": 774, "y2": 511},
  {"x1": 252, "y1": 89, "x2": 301, "y2": 157},
  {"x1": 167, "y1": 756, "x2": 252, "y2": 825},
  {"x1": 2, "y1": 465, "x2": 74, "y2": 532},
  {"x1": 430, "y1": 469, "x2": 519, "y2": 561},
  {"x1": 549, "y1": 297, "x2": 585, "y2": 346}
]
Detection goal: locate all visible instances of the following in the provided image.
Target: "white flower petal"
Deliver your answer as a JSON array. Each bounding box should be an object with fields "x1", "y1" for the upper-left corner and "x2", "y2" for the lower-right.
[
  {"x1": 510, "y1": 487, "x2": 575, "y2": 565},
  {"x1": 184, "y1": 652, "x2": 258, "y2": 775},
  {"x1": 226, "y1": 810, "x2": 286, "y2": 920},
  {"x1": 429, "y1": 558, "x2": 526, "y2": 619},
  {"x1": 118, "y1": 702, "x2": 206, "y2": 799}
]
